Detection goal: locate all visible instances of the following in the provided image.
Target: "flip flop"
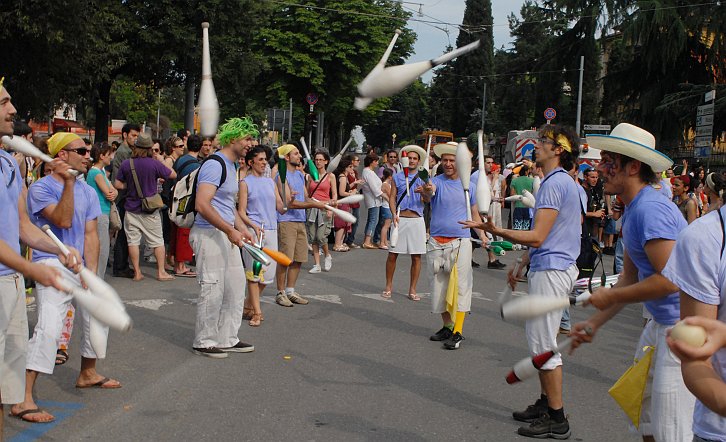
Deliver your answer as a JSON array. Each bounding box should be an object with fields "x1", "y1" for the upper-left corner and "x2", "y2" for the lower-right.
[
  {"x1": 156, "y1": 275, "x2": 175, "y2": 281},
  {"x1": 408, "y1": 293, "x2": 421, "y2": 301},
  {"x1": 75, "y1": 377, "x2": 122, "y2": 389},
  {"x1": 175, "y1": 270, "x2": 196, "y2": 278},
  {"x1": 10, "y1": 408, "x2": 55, "y2": 423},
  {"x1": 55, "y1": 349, "x2": 69, "y2": 366},
  {"x1": 381, "y1": 290, "x2": 392, "y2": 299}
]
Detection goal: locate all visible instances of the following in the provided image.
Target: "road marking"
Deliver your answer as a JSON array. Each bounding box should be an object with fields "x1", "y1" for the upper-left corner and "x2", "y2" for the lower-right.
[
  {"x1": 124, "y1": 299, "x2": 173, "y2": 311},
  {"x1": 9, "y1": 400, "x2": 84, "y2": 442},
  {"x1": 306, "y1": 295, "x2": 342, "y2": 304}
]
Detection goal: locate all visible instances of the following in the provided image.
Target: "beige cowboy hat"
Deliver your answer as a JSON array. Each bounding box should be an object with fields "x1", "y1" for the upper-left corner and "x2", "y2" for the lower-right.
[
  {"x1": 400, "y1": 144, "x2": 427, "y2": 162},
  {"x1": 586, "y1": 123, "x2": 673, "y2": 172},
  {"x1": 433, "y1": 141, "x2": 458, "y2": 158}
]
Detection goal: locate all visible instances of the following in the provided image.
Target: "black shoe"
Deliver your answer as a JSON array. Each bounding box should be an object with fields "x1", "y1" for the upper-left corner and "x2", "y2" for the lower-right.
[
  {"x1": 429, "y1": 326, "x2": 453, "y2": 341},
  {"x1": 471, "y1": 260, "x2": 480, "y2": 268},
  {"x1": 192, "y1": 347, "x2": 228, "y2": 359},
  {"x1": 602, "y1": 247, "x2": 615, "y2": 256},
  {"x1": 443, "y1": 332, "x2": 464, "y2": 349},
  {"x1": 488, "y1": 260, "x2": 507, "y2": 269},
  {"x1": 220, "y1": 341, "x2": 255, "y2": 353},
  {"x1": 517, "y1": 413, "x2": 570, "y2": 439},
  {"x1": 112, "y1": 268, "x2": 135, "y2": 278},
  {"x1": 513, "y1": 396, "x2": 549, "y2": 423}
]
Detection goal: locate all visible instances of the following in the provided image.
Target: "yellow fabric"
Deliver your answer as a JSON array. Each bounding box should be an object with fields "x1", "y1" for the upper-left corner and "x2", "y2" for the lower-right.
[
  {"x1": 445, "y1": 253, "x2": 459, "y2": 319},
  {"x1": 277, "y1": 144, "x2": 297, "y2": 158},
  {"x1": 48, "y1": 132, "x2": 81, "y2": 158},
  {"x1": 453, "y1": 311, "x2": 466, "y2": 334},
  {"x1": 608, "y1": 346, "x2": 654, "y2": 429}
]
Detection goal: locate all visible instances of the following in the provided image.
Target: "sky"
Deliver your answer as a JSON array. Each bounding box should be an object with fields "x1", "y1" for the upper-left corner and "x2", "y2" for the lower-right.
[{"x1": 403, "y1": 0, "x2": 525, "y2": 82}]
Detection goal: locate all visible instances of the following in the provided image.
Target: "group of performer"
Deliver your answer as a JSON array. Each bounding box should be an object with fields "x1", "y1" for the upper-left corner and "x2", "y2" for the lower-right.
[{"x1": 1, "y1": 72, "x2": 724, "y2": 441}]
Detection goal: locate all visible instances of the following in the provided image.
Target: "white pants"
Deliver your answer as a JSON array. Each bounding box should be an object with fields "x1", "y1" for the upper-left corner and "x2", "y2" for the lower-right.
[
  {"x1": 634, "y1": 319, "x2": 695, "y2": 441},
  {"x1": 190, "y1": 227, "x2": 246, "y2": 349},
  {"x1": 489, "y1": 201, "x2": 503, "y2": 241},
  {"x1": 524, "y1": 265, "x2": 578, "y2": 370},
  {"x1": 27, "y1": 259, "x2": 108, "y2": 375},
  {"x1": 428, "y1": 238, "x2": 473, "y2": 314},
  {"x1": 0, "y1": 273, "x2": 29, "y2": 404}
]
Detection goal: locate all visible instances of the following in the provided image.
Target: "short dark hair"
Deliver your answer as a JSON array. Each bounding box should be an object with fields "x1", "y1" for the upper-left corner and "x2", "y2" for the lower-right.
[
  {"x1": 615, "y1": 153, "x2": 658, "y2": 185},
  {"x1": 313, "y1": 150, "x2": 330, "y2": 163},
  {"x1": 245, "y1": 146, "x2": 267, "y2": 166},
  {"x1": 13, "y1": 120, "x2": 32, "y2": 137},
  {"x1": 187, "y1": 134, "x2": 202, "y2": 153},
  {"x1": 176, "y1": 129, "x2": 189, "y2": 139},
  {"x1": 385, "y1": 149, "x2": 398, "y2": 158},
  {"x1": 122, "y1": 123, "x2": 141, "y2": 136},
  {"x1": 364, "y1": 153, "x2": 379, "y2": 167},
  {"x1": 382, "y1": 168, "x2": 393, "y2": 180},
  {"x1": 91, "y1": 142, "x2": 114, "y2": 164}
]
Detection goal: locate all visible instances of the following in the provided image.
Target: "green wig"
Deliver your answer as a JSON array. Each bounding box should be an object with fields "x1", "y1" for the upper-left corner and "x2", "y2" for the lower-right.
[{"x1": 218, "y1": 116, "x2": 259, "y2": 146}]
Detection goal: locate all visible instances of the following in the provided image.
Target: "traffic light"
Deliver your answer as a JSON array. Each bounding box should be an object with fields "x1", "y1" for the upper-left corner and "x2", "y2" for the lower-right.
[{"x1": 307, "y1": 113, "x2": 318, "y2": 129}]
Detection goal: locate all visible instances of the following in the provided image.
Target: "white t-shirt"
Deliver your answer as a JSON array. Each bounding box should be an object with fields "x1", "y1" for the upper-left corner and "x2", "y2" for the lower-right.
[
  {"x1": 662, "y1": 207, "x2": 726, "y2": 440},
  {"x1": 361, "y1": 167, "x2": 383, "y2": 208}
]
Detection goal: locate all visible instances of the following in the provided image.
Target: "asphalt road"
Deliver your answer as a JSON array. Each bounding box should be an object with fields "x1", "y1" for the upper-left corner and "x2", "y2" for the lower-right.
[{"x1": 5, "y1": 237, "x2": 646, "y2": 442}]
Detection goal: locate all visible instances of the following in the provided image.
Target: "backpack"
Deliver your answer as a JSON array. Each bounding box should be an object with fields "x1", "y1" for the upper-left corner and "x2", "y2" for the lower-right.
[{"x1": 170, "y1": 155, "x2": 227, "y2": 228}]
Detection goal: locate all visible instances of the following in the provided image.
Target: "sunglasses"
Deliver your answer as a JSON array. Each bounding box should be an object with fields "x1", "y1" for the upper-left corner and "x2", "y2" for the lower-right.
[
  {"x1": 174, "y1": 144, "x2": 184, "y2": 148},
  {"x1": 153, "y1": 149, "x2": 161, "y2": 153},
  {"x1": 64, "y1": 147, "x2": 89, "y2": 156}
]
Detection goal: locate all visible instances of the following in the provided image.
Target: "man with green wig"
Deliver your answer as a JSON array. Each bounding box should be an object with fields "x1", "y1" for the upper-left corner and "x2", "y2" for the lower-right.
[{"x1": 190, "y1": 117, "x2": 257, "y2": 358}]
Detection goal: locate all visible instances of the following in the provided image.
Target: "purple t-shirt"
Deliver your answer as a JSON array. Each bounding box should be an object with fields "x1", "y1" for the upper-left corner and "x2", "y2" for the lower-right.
[
  {"x1": 116, "y1": 157, "x2": 172, "y2": 213},
  {"x1": 0, "y1": 151, "x2": 23, "y2": 276},
  {"x1": 243, "y1": 175, "x2": 277, "y2": 228},
  {"x1": 277, "y1": 169, "x2": 306, "y2": 223},
  {"x1": 393, "y1": 171, "x2": 424, "y2": 215},
  {"x1": 430, "y1": 174, "x2": 475, "y2": 238},
  {"x1": 622, "y1": 184, "x2": 685, "y2": 325},
  {"x1": 27, "y1": 175, "x2": 101, "y2": 263},
  {"x1": 194, "y1": 152, "x2": 238, "y2": 229},
  {"x1": 529, "y1": 168, "x2": 581, "y2": 272}
]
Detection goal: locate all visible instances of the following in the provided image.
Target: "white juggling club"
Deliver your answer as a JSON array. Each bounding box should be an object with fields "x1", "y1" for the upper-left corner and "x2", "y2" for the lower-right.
[
  {"x1": 198, "y1": 22, "x2": 220, "y2": 138},
  {"x1": 476, "y1": 130, "x2": 491, "y2": 215},
  {"x1": 501, "y1": 291, "x2": 591, "y2": 321},
  {"x1": 389, "y1": 207, "x2": 401, "y2": 248},
  {"x1": 327, "y1": 137, "x2": 353, "y2": 173},
  {"x1": 455, "y1": 142, "x2": 473, "y2": 221},
  {"x1": 313, "y1": 199, "x2": 356, "y2": 224},
  {"x1": 336, "y1": 194, "x2": 364, "y2": 205},
  {"x1": 2, "y1": 135, "x2": 79, "y2": 176},
  {"x1": 355, "y1": 32, "x2": 482, "y2": 110}
]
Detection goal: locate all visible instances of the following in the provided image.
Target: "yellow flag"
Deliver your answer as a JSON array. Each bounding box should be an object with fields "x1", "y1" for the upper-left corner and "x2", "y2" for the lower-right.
[{"x1": 608, "y1": 346, "x2": 654, "y2": 428}]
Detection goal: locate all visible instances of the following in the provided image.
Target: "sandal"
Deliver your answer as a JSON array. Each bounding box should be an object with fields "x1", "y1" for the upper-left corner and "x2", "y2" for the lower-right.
[
  {"x1": 381, "y1": 290, "x2": 392, "y2": 299},
  {"x1": 249, "y1": 312, "x2": 262, "y2": 327},
  {"x1": 332, "y1": 245, "x2": 349, "y2": 252},
  {"x1": 55, "y1": 349, "x2": 68, "y2": 366},
  {"x1": 242, "y1": 307, "x2": 254, "y2": 321},
  {"x1": 408, "y1": 293, "x2": 421, "y2": 301}
]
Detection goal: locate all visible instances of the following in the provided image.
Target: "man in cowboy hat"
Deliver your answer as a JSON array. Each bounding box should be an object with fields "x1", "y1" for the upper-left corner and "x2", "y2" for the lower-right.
[
  {"x1": 16, "y1": 131, "x2": 119, "y2": 423},
  {"x1": 569, "y1": 123, "x2": 695, "y2": 441},
  {"x1": 382, "y1": 144, "x2": 427, "y2": 301},
  {"x1": 421, "y1": 142, "x2": 485, "y2": 350},
  {"x1": 462, "y1": 124, "x2": 581, "y2": 439}
]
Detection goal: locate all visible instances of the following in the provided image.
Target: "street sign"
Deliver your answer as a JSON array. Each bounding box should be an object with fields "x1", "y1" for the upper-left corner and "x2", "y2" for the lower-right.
[
  {"x1": 695, "y1": 137, "x2": 712, "y2": 148},
  {"x1": 583, "y1": 124, "x2": 611, "y2": 131},
  {"x1": 697, "y1": 103, "x2": 714, "y2": 116},
  {"x1": 305, "y1": 92, "x2": 318, "y2": 106},
  {"x1": 696, "y1": 125, "x2": 713, "y2": 137},
  {"x1": 544, "y1": 108, "x2": 556, "y2": 121},
  {"x1": 705, "y1": 90, "x2": 716, "y2": 102},
  {"x1": 697, "y1": 115, "x2": 714, "y2": 126},
  {"x1": 695, "y1": 147, "x2": 711, "y2": 158}
]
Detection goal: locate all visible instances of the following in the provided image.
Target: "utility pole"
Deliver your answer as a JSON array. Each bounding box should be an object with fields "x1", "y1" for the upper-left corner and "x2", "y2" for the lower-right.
[
  {"x1": 288, "y1": 98, "x2": 293, "y2": 143},
  {"x1": 575, "y1": 56, "x2": 584, "y2": 136}
]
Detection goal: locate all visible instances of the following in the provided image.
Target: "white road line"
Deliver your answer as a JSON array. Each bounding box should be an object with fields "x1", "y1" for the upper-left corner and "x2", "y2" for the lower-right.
[{"x1": 351, "y1": 293, "x2": 394, "y2": 303}]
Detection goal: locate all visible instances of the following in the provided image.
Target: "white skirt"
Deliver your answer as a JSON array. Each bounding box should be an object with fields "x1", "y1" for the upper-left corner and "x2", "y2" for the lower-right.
[{"x1": 390, "y1": 217, "x2": 427, "y2": 255}]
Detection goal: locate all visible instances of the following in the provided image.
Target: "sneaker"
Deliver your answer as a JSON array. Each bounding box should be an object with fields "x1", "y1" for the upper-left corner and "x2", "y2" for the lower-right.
[
  {"x1": 430, "y1": 326, "x2": 453, "y2": 341},
  {"x1": 488, "y1": 260, "x2": 507, "y2": 269},
  {"x1": 323, "y1": 255, "x2": 332, "y2": 271},
  {"x1": 287, "y1": 291, "x2": 309, "y2": 305},
  {"x1": 308, "y1": 264, "x2": 322, "y2": 274},
  {"x1": 192, "y1": 347, "x2": 229, "y2": 359},
  {"x1": 517, "y1": 413, "x2": 570, "y2": 439},
  {"x1": 220, "y1": 341, "x2": 255, "y2": 353},
  {"x1": 513, "y1": 396, "x2": 549, "y2": 423},
  {"x1": 443, "y1": 332, "x2": 465, "y2": 349},
  {"x1": 276, "y1": 292, "x2": 294, "y2": 307}
]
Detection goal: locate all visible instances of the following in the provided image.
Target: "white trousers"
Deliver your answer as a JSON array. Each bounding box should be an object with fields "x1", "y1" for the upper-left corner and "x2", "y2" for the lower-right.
[
  {"x1": 428, "y1": 238, "x2": 473, "y2": 314},
  {"x1": 524, "y1": 265, "x2": 578, "y2": 370},
  {"x1": 0, "y1": 273, "x2": 28, "y2": 404},
  {"x1": 634, "y1": 319, "x2": 695, "y2": 441},
  {"x1": 190, "y1": 227, "x2": 246, "y2": 349},
  {"x1": 27, "y1": 259, "x2": 108, "y2": 375},
  {"x1": 489, "y1": 201, "x2": 503, "y2": 241}
]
